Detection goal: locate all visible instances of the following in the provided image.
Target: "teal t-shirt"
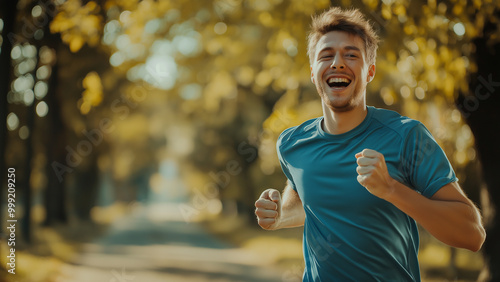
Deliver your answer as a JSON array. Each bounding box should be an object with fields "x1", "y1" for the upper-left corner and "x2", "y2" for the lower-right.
[{"x1": 277, "y1": 106, "x2": 457, "y2": 281}]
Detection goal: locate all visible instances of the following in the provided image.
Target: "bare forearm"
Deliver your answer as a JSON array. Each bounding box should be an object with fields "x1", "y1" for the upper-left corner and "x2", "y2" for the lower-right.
[
  {"x1": 384, "y1": 181, "x2": 485, "y2": 251},
  {"x1": 255, "y1": 184, "x2": 305, "y2": 231},
  {"x1": 275, "y1": 184, "x2": 305, "y2": 229}
]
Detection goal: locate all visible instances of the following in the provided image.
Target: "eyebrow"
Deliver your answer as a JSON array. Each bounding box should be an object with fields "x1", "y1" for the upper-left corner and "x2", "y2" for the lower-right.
[{"x1": 318, "y1": 45, "x2": 362, "y2": 54}]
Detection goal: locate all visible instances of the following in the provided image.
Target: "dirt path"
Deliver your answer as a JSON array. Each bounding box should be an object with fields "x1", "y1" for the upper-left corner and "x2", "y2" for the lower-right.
[{"x1": 55, "y1": 204, "x2": 285, "y2": 282}]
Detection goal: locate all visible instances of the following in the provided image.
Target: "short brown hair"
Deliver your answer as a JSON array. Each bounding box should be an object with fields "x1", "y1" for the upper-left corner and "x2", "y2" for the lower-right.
[{"x1": 307, "y1": 7, "x2": 379, "y2": 65}]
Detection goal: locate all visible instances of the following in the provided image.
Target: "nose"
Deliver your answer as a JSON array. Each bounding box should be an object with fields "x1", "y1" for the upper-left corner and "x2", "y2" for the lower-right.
[{"x1": 330, "y1": 54, "x2": 345, "y2": 69}]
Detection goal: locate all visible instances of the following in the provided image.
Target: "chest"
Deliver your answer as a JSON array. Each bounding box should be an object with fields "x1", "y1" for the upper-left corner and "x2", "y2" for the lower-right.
[{"x1": 285, "y1": 134, "x2": 406, "y2": 215}]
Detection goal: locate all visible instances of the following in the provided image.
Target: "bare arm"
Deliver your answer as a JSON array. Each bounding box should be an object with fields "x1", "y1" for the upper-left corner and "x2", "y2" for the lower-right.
[
  {"x1": 356, "y1": 149, "x2": 486, "y2": 252},
  {"x1": 255, "y1": 182, "x2": 305, "y2": 230},
  {"x1": 384, "y1": 181, "x2": 485, "y2": 251}
]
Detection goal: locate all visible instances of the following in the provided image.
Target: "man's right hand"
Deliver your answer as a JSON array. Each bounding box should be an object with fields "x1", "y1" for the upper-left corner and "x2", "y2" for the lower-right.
[{"x1": 255, "y1": 189, "x2": 282, "y2": 230}]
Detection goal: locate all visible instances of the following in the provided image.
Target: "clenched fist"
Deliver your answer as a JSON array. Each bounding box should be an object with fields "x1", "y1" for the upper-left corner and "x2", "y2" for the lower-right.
[
  {"x1": 255, "y1": 189, "x2": 282, "y2": 230},
  {"x1": 355, "y1": 149, "x2": 396, "y2": 200}
]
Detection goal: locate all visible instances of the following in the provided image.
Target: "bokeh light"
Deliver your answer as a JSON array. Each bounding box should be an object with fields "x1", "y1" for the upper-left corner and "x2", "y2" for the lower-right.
[
  {"x1": 6, "y1": 113, "x2": 19, "y2": 131},
  {"x1": 36, "y1": 101, "x2": 49, "y2": 117}
]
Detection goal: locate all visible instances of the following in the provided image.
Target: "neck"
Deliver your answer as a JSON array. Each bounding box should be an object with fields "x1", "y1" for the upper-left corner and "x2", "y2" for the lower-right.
[{"x1": 321, "y1": 103, "x2": 368, "y2": 135}]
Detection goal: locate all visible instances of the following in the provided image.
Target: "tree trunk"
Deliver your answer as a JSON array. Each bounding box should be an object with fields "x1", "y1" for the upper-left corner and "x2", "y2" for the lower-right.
[
  {"x1": 0, "y1": 0, "x2": 18, "y2": 235},
  {"x1": 35, "y1": 1, "x2": 68, "y2": 226},
  {"x1": 74, "y1": 153, "x2": 99, "y2": 221},
  {"x1": 21, "y1": 71, "x2": 36, "y2": 243},
  {"x1": 456, "y1": 14, "x2": 500, "y2": 281},
  {"x1": 44, "y1": 55, "x2": 68, "y2": 225}
]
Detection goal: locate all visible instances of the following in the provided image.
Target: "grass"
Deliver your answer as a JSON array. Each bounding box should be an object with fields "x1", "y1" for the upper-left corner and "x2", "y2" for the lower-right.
[
  {"x1": 0, "y1": 224, "x2": 96, "y2": 282},
  {"x1": 0, "y1": 204, "x2": 118, "y2": 282}
]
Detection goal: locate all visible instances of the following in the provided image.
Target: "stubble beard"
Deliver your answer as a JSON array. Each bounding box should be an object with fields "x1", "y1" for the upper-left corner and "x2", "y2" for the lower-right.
[{"x1": 318, "y1": 83, "x2": 362, "y2": 113}]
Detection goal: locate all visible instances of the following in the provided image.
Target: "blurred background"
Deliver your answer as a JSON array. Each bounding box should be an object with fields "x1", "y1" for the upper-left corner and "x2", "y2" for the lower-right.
[{"x1": 0, "y1": 0, "x2": 499, "y2": 281}]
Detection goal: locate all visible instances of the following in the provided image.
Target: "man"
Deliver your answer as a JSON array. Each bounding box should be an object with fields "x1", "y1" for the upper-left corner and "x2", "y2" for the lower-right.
[{"x1": 254, "y1": 7, "x2": 486, "y2": 281}]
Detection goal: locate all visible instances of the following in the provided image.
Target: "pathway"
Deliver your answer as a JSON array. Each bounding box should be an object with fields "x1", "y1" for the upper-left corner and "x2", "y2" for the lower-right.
[{"x1": 55, "y1": 203, "x2": 285, "y2": 282}]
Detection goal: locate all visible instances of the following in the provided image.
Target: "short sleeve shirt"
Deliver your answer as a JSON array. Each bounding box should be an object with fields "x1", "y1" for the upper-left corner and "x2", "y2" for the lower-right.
[{"x1": 277, "y1": 106, "x2": 457, "y2": 281}]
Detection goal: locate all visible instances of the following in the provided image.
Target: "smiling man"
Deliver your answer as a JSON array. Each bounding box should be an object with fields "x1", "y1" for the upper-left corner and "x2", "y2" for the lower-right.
[{"x1": 254, "y1": 7, "x2": 485, "y2": 281}]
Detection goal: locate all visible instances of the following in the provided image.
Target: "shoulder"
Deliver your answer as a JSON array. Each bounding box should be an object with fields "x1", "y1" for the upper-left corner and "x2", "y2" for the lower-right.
[
  {"x1": 369, "y1": 106, "x2": 423, "y2": 138},
  {"x1": 277, "y1": 117, "x2": 321, "y2": 149}
]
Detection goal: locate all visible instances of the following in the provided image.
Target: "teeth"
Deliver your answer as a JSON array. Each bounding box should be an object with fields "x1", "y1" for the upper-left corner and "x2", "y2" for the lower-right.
[{"x1": 328, "y1": 77, "x2": 351, "y2": 84}]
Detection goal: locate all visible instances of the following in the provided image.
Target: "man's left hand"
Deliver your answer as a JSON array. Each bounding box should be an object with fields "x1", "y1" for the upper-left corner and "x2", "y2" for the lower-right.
[{"x1": 355, "y1": 149, "x2": 395, "y2": 200}]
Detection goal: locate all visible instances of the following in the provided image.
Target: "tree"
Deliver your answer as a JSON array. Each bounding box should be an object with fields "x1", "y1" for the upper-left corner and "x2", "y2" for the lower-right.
[{"x1": 0, "y1": 0, "x2": 18, "y2": 234}]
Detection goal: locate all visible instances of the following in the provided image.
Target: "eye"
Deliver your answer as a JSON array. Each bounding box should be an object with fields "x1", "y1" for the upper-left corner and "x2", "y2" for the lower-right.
[
  {"x1": 346, "y1": 54, "x2": 358, "y2": 58},
  {"x1": 320, "y1": 55, "x2": 333, "y2": 60}
]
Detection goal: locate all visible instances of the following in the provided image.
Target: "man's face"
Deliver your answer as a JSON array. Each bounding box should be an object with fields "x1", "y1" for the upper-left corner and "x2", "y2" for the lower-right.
[{"x1": 310, "y1": 31, "x2": 375, "y2": 112}]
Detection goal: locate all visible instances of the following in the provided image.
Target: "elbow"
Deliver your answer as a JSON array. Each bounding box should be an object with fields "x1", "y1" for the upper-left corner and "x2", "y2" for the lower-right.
[
  {"x1": 446, "y1": 223, "x2": 486, "y2": 252},
  {"x1": 465, "y1": 225, "x2": 486, "y2": 252},
  {"x1": 466, "y1": 240, "x2": 484, "y2": 253}
]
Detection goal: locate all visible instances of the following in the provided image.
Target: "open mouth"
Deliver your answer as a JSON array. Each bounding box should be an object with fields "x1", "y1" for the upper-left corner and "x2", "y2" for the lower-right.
[{"x1": 327, "y1": 77, "x2": 352, "y2": 88}]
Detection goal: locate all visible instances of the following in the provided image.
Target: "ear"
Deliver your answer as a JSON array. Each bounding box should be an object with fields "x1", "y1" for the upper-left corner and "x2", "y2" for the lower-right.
[
  {"x1": 366, "y1": 64, "x2": 376, "y2": 83},
  {"x1": 310, "y1": 66, "x2": 315, "y2": 84}
]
